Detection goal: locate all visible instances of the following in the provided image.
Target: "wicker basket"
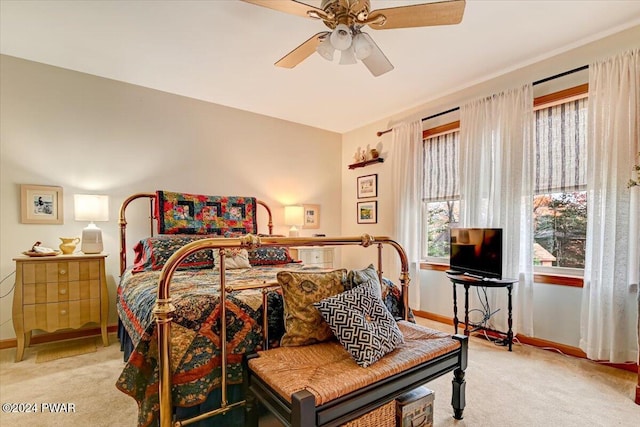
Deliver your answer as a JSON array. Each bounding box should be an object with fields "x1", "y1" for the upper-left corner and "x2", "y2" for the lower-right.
[{"x1": 340, "y1": 400, "x2": 396, "y2": 427}]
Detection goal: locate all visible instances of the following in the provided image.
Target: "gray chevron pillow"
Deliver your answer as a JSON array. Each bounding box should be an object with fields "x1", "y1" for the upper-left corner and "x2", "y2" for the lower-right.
[{"x1": 313, "y1": 279, "x2": 404, "y2": 367}]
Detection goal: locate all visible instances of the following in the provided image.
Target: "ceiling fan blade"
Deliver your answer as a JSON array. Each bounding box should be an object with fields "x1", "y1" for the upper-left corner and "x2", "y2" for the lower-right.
[
  {"x1": 240, "y1": 0, "x2": 325, "y2": 19},
  {"x1": 360, "y1": 33, "x2": 394, "y2": 77},
  {"x1": 368, "y1": 0, "x2": 466, "y2": 30},
  {"x1": 275, "y1": 32, "x2": 328, "y2": 69}
]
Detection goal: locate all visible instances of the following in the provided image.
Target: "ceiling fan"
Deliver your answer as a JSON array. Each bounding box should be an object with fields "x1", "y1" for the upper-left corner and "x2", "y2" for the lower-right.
[{"x1": 241, "y1": 0, "x2": 466, "y2": 77}]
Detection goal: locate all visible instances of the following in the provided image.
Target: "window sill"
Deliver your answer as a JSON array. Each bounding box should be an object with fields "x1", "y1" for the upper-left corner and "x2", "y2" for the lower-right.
[{"x1": 419, "y1": 262, "x2": 584, "y2": 287}]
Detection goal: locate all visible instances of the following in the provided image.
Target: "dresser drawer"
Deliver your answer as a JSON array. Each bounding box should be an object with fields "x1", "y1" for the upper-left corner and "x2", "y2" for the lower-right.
[
  {"x1": 21, "y1": 260, "x2": 100, "y2": 284},
  {"x1": 23, "y1": 299, "x2": 101, "y2": 332},
  {"x1": 22, "y1": 280, "x2": 101, "y2": 304}
]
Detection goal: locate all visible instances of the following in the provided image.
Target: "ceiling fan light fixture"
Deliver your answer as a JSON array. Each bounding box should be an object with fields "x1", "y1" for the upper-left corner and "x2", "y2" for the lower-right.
[
  {"x1": 330, "y1": 24, "x2": 352, "y2": 51},
  {"x1": 339, "y1": 46, "x2": 357, "y2": 65},
  {"x1": 316, "y1": 36, "x2": 335, "y2": 61},
  {"x1": 353, "y1": 32, "x2": 373, "y2": 60}
]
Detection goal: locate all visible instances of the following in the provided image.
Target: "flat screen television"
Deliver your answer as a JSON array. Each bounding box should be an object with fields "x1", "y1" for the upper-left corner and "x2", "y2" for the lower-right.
[{"x1": 449, "y1": 228, "x2": 503, "y2": 279}]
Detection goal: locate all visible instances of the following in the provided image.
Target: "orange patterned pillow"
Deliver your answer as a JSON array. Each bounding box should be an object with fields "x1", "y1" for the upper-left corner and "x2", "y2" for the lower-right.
[{"x1": 277, "y1": 269, "x2": 347, "y2": 347}]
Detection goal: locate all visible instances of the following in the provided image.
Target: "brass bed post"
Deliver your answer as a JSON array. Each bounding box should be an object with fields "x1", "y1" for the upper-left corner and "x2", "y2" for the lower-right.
[
  {"x1": 119, "y1": 192, "x2": 156, "y2": 275},
  {"x1": 256, "y1": 200, "x2": 273, "y2": 235}
]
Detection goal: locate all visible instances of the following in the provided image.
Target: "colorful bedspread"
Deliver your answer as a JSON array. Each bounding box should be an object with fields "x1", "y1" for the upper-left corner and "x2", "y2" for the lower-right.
[{"x1": 115, "y1": 264, "x2": 410, "y2": 427}]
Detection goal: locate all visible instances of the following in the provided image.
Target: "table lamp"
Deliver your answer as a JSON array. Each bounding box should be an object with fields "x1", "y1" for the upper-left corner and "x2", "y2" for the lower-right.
[
  {"x1": 74, "y1": 194, "x2": 109, "y2": 254},
  {"x1": 284, "y1": 205, "x2": 304, "y2": 237}
]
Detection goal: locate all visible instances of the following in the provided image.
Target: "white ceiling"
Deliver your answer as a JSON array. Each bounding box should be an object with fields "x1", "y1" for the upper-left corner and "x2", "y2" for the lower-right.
[{"x1": 2, "y1": 0, "x2": 640, "y2": 133}]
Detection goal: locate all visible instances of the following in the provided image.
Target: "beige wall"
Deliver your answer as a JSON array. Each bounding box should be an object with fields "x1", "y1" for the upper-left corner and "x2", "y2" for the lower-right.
[
  {"x1": 0, "y1": 55, "x2": 342, "y2": 341},
  {"x1": 341, "y1": 25, "x2": 640, "y2": 348}
]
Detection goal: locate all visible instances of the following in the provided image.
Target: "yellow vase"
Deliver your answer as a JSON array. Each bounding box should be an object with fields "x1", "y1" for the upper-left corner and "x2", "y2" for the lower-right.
[{"x1": 59, "y1": 237, "x2": 80, "y2": 255}]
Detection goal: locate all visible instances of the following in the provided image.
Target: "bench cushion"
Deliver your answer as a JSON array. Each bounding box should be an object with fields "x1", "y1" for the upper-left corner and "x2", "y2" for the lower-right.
[{"x1": 248, "y1": 321, "x2": 460, "y2": 406}]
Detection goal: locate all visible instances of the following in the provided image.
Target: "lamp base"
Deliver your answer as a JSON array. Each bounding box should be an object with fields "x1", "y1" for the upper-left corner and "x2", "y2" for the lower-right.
[
  {"x1": 289, "y1": 226, "x2": 300, "y2": 237},
  {"x1": 81, "y1": 225, "x2": 103, "y2": 254}
]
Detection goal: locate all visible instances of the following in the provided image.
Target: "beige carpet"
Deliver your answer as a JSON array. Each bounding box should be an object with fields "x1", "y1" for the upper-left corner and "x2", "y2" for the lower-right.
[
  {"x1": 35, "y1": 337, "x2": 97, "y2": 363},
  {"x1": 0, "y1": 321, "x2": 637, "y2": 427}
]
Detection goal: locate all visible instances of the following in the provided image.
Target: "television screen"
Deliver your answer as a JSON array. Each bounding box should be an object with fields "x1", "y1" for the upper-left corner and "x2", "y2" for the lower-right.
[{"x1": 449, "y1": 228, "x2": 503, "y2": 279}]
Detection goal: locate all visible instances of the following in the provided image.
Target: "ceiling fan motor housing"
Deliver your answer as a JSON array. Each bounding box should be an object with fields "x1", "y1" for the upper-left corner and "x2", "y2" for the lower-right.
[{"x1": 320, "y1": 0, "x2": 370, "y2": 29}]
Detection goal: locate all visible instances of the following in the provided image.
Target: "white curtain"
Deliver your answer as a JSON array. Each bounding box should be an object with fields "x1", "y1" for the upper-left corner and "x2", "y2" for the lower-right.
[
  {"x1": 459, "y1": 85, "x2": 535, "y2": 336},
  {"x1": 391, "y1": 120, "x2": 423, "y2": 309},
  {"x1": 580, "y1": 48, "x2": 640, "y2": 363}
]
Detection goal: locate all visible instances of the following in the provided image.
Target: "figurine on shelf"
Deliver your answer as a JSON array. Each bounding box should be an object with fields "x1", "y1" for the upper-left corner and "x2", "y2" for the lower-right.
[{"x1": 354, "y1": 148, "x2": 367, "y2": 163}]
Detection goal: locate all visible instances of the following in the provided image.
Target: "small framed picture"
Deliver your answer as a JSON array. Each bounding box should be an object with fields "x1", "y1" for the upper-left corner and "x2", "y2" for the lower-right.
[
  {"x1": 21, "y1": 184, "x2": 64, "y2": 224},
  {"x1": 302, "y1": 204, "x2": 320, "y2": 229},
  {"x1": 357, "y1": 201, "x2": 377, "y2": 224},
  {"x1": 357, "y1": 174, "x2": 378, "y2": 199}
]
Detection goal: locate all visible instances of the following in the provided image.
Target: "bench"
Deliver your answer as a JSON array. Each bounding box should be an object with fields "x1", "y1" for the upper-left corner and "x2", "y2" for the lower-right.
[{"x1": 245, "y1": 321, "x2": 468, "y2": 427}]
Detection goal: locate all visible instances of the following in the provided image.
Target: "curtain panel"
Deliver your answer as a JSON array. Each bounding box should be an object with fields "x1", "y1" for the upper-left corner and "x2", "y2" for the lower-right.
[
  {"x1": 391, "y1": 120, "x2": 424, "y2": 309},
  {"x1": 459, "y1": 85, "x2": 535, "y2": 336},
  {"x1": 580, "y1": 48, "x2": 639, "y2": 363}
]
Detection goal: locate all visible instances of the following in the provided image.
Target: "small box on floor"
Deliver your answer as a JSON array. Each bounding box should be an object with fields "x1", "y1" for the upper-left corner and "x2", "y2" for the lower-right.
[{"x1": 396, "y1": 386, "x2": 434, "y2": 427}]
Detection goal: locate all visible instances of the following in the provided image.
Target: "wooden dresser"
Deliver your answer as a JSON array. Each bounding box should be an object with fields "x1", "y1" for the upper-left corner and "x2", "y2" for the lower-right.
[
  {"x1": 290, "y1": 246, "x2": 334, "y2": 268},
  {"x1": 12, "y1": 253, "x2": 109, "y2": 362}
]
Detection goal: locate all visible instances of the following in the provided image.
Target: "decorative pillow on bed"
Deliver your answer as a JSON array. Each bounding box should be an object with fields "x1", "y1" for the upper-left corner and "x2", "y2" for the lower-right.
[
  {"x1": 132, "y1": 235, "x2": 214, "y2": 273},
  {"x1": 247, "y1": 247, "x2": 295, "y2": 266},
  {"x1": 277, "y1": 269, "x2": 347, "y2": 347},
  {"x1": 214, "y1": 248, "x2": 251, "y2": 269},
  {"x1": 314, "y1": 279, "x2": 404, "y2": 367},
  {"x1": 156, "y1": 191, "x2": 257, "y2": 235},
  {"x1": 346, "y1": 264, "x2": 382, "y2": 298}
]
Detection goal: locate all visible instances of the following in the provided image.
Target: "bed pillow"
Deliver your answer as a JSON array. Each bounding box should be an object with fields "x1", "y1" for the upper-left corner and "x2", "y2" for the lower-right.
[
  {"x1": 314, "y1": 279, "x2": 404, "y2": 367},
  {"x1": 132, "y1": 235, "x2": 214, "y2": 273},
  {"x1": 277, "y1": 269, "x2": 347, "y2": 347},
  {"x1": 346, "y1": 264, "x2": 382, "y2": 298},
  {"x1": 214, "y1": 248, "x2": 251, "y2": 269},
  {"x1": 248, "y1": 247, "x2": 295, "y2": 266}
]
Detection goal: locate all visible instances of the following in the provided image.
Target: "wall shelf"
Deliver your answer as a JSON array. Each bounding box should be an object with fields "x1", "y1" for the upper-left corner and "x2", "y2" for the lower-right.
[{"x1": 348, "y1": 158, "x2": 384, "y2": 169}]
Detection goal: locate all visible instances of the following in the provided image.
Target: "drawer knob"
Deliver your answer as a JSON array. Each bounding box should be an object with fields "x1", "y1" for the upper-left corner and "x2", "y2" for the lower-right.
[
  {"x1": 59, "y1": 289, "x2": 67, "y2": 295},
  {"x1": 60, "y1": 310, "x2": 67, "y2": 315},
  {"x1": 59, "y1": 269, "x2": 67, "y2": 275}
]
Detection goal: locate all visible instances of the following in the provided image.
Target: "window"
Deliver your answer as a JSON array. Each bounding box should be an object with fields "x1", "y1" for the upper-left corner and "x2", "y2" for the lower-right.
[
  {"x1": 533, "y1": 97, "x2": 587, "y2": 269},
  {"x1": 421, "y1": 86, "x2": 588, "y2": 278},
  {"x1": 422, "y1": 129, "x2": 459, "y2": 259}
]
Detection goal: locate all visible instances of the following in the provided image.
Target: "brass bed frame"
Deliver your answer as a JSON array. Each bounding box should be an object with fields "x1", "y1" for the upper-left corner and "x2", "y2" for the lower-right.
[{"x1": 118, "y1": 193, "x2": 464, "y2": 427}]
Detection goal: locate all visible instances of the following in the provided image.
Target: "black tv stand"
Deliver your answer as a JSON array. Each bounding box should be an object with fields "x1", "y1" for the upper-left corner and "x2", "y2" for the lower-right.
[
  {"x1": 445, "y1": 269, "x2": 464, "y2": 275},
  {"x1": 446, "y1": 273, "x2": 518, "y2": 351}
]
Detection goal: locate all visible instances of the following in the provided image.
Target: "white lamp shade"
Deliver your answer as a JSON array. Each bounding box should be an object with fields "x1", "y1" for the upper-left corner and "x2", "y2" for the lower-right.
[
  {"x1": 330, "y1": 24, "x2": 352, "y2": 51},
  {"x1": 74, "y1": 194, "x2": 109, "y2": 221},
  {"x1": 353, "y1": 32, "x2": 373, "y2": 60},
  {"x1": 316, "y1": 36, "x2": 335, "y2": 61},
  {"x1": 284, "y1": 205, "x2": 304, "y2": 237},
  {"x1": 339, "y1": 46, "x2": 357, "y2": 65}
]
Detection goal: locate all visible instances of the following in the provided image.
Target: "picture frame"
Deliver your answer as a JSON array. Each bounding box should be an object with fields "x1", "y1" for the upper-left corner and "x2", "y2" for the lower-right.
[
  {"x1": 20, "y1": 184, "x2": 64, "y2": 224},
  {"x1": 302, "y1": 204, "x2": 320, "y2": 229},
  {"x1": 357, "y1": 201, "x2": 377, "y2": 224},
  {"x1": 357, "y1": 174, "x2": 378, "y2": 199}
]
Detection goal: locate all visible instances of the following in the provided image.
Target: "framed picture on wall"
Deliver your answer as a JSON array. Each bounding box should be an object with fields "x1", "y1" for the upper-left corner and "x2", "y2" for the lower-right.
[
  {"x1": 20, "y1": 184, "x2": 64, "y2": 224},
  {"x1": 302, "y1": 204, "x2": 320, "y2": 229},
  {"x1": 357, "y1": 201, "x2": 377, "y2": 224},
  {"x1": 357, "y1": 174, "x2": 377, "y2": 199}
]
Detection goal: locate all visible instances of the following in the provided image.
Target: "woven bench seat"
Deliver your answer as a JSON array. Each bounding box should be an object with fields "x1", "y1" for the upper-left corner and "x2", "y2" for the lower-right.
[{"x1": 246, "y1": 322, "x2": 468, "y2": 427}]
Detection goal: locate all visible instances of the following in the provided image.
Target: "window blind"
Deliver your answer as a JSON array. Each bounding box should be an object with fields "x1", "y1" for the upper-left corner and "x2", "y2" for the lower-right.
[
  {"x1": 422, "y1": 131, "x2": 459, "y2": 201},
  {"x1": 534, "y1": 98, "x2": 587, "y2": 194}
]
